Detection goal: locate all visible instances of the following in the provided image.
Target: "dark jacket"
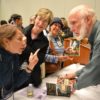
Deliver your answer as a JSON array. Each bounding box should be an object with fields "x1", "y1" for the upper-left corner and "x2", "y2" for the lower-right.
[
  {"x1": 0, "y1": 47, "x2": 30, "y2": 99},
  {"x1": 20, "y1": 24, "x2": 49, "y2": 87},
  {"x1": 76, "y1": 20, "x2": 100, "y2": 89}
]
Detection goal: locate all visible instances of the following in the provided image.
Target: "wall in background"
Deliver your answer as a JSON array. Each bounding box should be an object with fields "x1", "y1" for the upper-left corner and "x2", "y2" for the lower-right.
[
  {"x1": 0, "y1": 0, "x2": 99, "y2": 26},
  {"x1": 0, "y1": 0, "x2": 1, "y2": 18}
]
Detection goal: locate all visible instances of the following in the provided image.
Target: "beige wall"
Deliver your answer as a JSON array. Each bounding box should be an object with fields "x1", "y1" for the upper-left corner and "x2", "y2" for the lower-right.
[
  {"x1": 0, "y1": 0, "x2": 1, "y2": 18},
  {"x1": 0, "y1": 0, "x2": 99, "y2": 26}
]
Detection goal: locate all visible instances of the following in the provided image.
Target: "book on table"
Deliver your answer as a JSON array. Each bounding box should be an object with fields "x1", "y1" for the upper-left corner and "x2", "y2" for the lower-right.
[{"x1": 46, "y1": 79, "x2": 74, "y2": 97}]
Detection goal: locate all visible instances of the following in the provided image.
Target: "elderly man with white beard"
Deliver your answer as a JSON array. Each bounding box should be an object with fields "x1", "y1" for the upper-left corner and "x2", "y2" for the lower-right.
[{"x1": 61, "y1": 5, "x2": 100, "y2": 100}]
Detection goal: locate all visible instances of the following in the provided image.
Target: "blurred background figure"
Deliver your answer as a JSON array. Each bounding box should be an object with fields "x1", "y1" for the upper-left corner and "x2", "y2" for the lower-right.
[
  {"x1": 8, "y1": 14, "x2": 24, "y2": 32},
  {"x1": 0, "y1": 20, "x2": 7, "y2": 25},
  {"x1": 60, "y1": 17, "x2": 73, "y2": 40},
  {"x1": 29, "y1": 15, "x2": 35, "y2": 24}
]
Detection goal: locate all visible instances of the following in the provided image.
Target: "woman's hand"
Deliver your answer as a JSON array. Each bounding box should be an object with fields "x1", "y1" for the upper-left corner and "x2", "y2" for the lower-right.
[
  {"x1": 58, "y1": 55, "x2": 73, "y2": 62},
  {"x1": 27, "y1": 49, "x2": 40, "y2": 71}
]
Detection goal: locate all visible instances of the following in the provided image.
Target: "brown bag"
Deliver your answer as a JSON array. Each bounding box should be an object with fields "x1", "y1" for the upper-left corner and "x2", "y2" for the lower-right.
[
  {"x1": 45, "y1": 62, "x2": 61, "y2": 73},
  {"x1": 45, "y1": 40, "x2": 61, "y2": 74}
]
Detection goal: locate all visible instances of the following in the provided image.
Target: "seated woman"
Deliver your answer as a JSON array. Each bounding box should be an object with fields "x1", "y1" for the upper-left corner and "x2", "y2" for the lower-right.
[
  {"x1": 45, "y1": 17, "x2": 72, "y2": 74},
  {"x1": 0, "y1": 24, "x2": 38, "y2": 99}
]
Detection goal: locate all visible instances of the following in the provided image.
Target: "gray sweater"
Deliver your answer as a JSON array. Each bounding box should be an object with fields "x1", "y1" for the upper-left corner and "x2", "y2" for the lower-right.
[{"x1": 75, "y1": 20, "x2": 100, "y2": 89}]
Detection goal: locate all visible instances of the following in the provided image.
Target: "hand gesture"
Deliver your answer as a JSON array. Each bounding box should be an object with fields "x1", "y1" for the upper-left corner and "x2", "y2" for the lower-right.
[{"x1": 28, "y1": 49, "x2": 40, "y2": 71}]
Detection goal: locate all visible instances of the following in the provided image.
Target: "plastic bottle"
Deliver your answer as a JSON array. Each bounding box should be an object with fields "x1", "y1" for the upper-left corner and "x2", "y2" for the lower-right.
[{"x1": 27, "y1": 84, "x2": 33, "y2": 97}]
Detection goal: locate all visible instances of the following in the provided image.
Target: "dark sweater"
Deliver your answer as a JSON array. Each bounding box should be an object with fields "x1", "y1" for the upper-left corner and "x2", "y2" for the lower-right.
[
  {"x1": 0, "y1": 47, "x2": 30, "y2": 99},
  {"x1": 19, "y1": 24, "x2": 49, "y2": 87}
]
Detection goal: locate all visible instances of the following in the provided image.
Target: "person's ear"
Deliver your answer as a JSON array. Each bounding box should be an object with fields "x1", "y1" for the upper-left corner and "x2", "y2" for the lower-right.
[
  {"x1": 86, "y1": 15, "x2": 92, "y2": 25},
  {"x1": 3, "y1": 38, "x2": 10, "y2": 45}
]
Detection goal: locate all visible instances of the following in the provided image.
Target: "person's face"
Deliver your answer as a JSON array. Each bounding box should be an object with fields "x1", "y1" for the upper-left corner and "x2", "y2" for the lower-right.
[
  {"x1": 68, "y1": 13, "x2": 89, "y2": 40},
  {"x1": 5, "y1": 29, "x2": 26, "y2": 54},
  {"x1": 68, "y1": 14, "x2": 82, "y2": 37},
  {"x1": 50, "y1": 23, "x2": 61, "y2": 36},
  {"x1": 16, "y1": 18, "x2": 23, "y2": 27},
  {"x1": 34, "y1": 16, "x2": 48, "y2": 32}
]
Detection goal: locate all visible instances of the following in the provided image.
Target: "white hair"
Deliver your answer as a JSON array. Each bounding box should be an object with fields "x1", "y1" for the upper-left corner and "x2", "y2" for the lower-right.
[{"x1": 68, "y1": 5, "x2": 96, "y2": 23}]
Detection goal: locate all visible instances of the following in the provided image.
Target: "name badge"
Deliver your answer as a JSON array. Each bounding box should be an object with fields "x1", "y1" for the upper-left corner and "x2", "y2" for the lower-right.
[{"x1": 57, "y1": 40, "x2": 63, "y2": 47}]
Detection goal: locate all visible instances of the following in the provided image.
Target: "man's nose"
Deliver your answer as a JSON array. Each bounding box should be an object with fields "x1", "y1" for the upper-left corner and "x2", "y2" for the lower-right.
[{"x1": 70, "y1": 26, "x2": 76, "y2": 33}]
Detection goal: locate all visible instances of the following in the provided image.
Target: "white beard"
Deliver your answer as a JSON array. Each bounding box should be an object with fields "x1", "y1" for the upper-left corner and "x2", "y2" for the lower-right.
[{"x1": 77, "y1": 20, "x2": 88, "y2": 41}]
